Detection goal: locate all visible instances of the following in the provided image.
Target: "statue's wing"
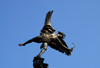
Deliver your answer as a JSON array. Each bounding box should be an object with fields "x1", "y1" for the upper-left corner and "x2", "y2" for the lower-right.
[
  {"x1": 44, "y1": 10, "x2": 53, "y2": 26},
  {"x1": 40, "y1": 10, "x2": 55, "y2": 34},
  {"x1": 49, "y1": 38, "x2": 74, "y2": 55}
]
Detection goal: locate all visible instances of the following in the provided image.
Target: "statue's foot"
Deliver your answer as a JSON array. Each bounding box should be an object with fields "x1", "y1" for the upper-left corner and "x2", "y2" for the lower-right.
[{"x1": 18, "y1": 43, "x2": 24, "y2": 46}]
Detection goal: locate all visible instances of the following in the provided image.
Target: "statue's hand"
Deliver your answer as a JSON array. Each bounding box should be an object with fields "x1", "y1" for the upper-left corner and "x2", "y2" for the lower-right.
[{"x1": 18, "y1": 43, "x2": 24, "y2": 46}]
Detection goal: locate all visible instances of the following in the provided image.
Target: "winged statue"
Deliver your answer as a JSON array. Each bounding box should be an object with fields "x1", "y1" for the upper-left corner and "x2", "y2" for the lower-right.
[{"x1": 19, "y1": 10, "x2": 75, "y2": 58}]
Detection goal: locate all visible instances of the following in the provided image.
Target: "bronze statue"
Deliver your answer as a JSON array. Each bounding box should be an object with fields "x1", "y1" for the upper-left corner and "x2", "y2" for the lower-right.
[{"x1": 19, "y1": 10, "x2": 75, "y2": 58}]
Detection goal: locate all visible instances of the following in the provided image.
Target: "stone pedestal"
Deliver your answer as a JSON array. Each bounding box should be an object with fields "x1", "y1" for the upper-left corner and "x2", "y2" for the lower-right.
[{"x1": 33, "y1": 57, "x2": 48, "y2": 68}]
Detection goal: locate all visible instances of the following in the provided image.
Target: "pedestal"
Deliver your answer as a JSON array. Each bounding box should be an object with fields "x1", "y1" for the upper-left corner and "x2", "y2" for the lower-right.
[{"x1": 33, "y1": 57, "x2": 48, "y2": 68}]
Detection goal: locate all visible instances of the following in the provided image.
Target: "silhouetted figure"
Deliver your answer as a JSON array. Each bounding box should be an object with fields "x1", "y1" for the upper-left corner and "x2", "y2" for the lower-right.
[{"x1": 19, "y1": 10, "x2": 75, "y2": 58}]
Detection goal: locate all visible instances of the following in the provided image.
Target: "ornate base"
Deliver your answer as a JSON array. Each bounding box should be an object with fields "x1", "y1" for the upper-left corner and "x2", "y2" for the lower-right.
[{"x1": 33, "y1": 57, "x2": 48, "y2": 68}]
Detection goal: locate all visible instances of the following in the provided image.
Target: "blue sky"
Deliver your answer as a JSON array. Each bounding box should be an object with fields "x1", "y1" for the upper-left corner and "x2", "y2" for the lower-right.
[{"x1": 0, "y1": 1, "x2": 100, "y2": 68}]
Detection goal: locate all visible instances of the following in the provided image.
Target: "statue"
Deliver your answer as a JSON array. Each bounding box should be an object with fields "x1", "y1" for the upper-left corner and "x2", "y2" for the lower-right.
[{"x1": 19, "y1": 10, "x2": 75, "y2": 68}]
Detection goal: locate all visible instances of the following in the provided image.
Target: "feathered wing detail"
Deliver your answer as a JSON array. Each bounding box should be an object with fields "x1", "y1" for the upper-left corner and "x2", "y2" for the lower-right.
[
  {"x1": 40, "y1": 10, "x2": 55, "y2": 34},
  {"x1": 44, "y1": 10, "x2": 53, "y2": 26},
  {"x1": 48, "y1": 38, "x2": 75, "y2": 55}
]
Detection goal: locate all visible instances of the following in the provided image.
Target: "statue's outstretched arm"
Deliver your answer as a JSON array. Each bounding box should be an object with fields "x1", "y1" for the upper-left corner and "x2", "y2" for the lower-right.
[{"x1": 19, "y1": 38, "x2": 34, "y2": 46}]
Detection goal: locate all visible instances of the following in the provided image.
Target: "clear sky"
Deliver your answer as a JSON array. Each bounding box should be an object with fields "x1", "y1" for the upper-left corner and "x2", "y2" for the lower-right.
[{"x1": 0, "y1": 0, "x2": 100, "y2": 68}]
